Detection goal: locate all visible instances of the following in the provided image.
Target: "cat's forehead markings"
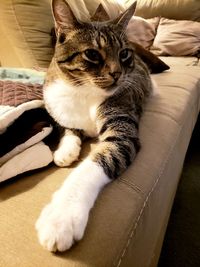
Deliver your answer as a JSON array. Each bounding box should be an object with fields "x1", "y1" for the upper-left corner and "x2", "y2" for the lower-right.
[
  {"x1": 110, "y1": 32, "x2": 122, "y2": 48},
  {"x1": 92, "y1": 38, "x2": 98, "y2": 48},
  {"x1": 93, "y1": 32, "x2": 107, "y2": 49},
  {"x1": 99, "y1": 32, "x2": 107, "y2": 48}
]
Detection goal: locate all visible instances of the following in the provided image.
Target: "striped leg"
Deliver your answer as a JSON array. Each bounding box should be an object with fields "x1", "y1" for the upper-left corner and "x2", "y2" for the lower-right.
[{"x1": 92, "y1": 114, "x2": 140, "y2": 179}]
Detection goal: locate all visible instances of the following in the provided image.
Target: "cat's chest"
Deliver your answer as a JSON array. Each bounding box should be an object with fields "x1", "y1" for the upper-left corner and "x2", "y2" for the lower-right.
[{"x1": 44, "y1": 79, "x2": 106, "y2": 137}]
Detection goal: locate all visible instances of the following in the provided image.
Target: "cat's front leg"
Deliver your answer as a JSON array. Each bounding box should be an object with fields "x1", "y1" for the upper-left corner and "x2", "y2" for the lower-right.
[
  {"x1": 36, "y1": 159, "x2": 110, "y2": 252},
  {"x1": 36, "y1": 113, "x2": 140, "y2": 252},
  {"x1": 53, "y1": 129, "x2": 82, "y2": 167}
]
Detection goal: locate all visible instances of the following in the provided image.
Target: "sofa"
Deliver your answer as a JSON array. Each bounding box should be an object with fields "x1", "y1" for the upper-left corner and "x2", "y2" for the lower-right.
[{"x1": 0, "y1": 0, "x2": 200, "y2": 266}]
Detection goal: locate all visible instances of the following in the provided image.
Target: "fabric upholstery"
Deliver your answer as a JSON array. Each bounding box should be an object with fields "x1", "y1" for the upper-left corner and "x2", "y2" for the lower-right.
[
  {"x1": 67, "y1": 0, "x2": 200, "y2": 22},
  {"x1": 0, "y1": 0, "x2": 54, "y2": 68},
  {"x1": 134, "y1": 0, "x2": 200, "y2": 21},
  {"x1": 1, "y1": 57, "x2": 200, "y2": 267}
]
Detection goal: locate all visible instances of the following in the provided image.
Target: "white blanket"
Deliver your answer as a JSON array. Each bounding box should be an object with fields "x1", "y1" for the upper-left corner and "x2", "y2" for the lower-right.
[{"x1": 0, "y1": 68, "x2": 53, "y2": 182}]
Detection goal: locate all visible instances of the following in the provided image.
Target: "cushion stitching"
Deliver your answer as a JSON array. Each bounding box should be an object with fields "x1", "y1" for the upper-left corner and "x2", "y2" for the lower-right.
[
  {"x1": 118, "y1": 178, "x2": 143, "y2": 194},
  {"x1": 144, "y1": 110, "x2": 180, "y2": 124},
  {"x1": 115, "y1": 100, "x2": 196, "y2": 267},
  {"x1": 11, "y1": 0, "x2": 38, "y2": 67}
]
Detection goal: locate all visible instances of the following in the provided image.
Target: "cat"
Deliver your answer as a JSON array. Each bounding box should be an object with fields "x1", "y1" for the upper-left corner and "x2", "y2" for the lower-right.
[{"x1": 36, "y1": 0, "x2": 156, "y2": 252}]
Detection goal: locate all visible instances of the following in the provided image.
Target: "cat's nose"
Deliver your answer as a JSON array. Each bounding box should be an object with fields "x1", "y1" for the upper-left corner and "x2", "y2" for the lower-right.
[{"x1": 109, "y1": 71, "x2": 122, "y2": 82}]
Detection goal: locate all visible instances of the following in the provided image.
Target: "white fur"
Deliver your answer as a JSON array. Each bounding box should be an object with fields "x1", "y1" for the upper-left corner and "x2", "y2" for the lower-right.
[
  {"x1": 44, "y1": 79, "x2": 108, "y2": 137},
  {"x1": 53, "y1": 134, "x2": 81, "y2": 167},
  {"x1": 36, "y1": 159, "x2": 110, "y2": 252}
]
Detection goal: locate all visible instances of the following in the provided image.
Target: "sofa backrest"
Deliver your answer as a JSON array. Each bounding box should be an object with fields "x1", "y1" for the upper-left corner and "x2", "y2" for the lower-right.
[
  {"x1": 134, "y1": 0, "x2": 200, "y2": 21},
  {"x1": 0, "y1": 0, "x2": 199, "y2": 68},
  {"x1": 0, "y1": 0, "x2": 54, "y2": 68}
]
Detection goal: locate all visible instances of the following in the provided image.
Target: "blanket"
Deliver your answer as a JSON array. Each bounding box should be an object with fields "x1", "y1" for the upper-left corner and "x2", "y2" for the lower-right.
[{"x1": 0, "y1": 68, "x2": 53, "y2": 183}]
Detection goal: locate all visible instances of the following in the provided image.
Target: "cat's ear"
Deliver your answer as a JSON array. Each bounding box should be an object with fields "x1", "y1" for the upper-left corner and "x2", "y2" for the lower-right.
[
  {"x1": 91, "y1": 4, "x2": 110, "y2": 22},
  {"x1": 112, "y1": 1, "x2": 137, "y2": 29},
  {"x1": 52, "y1": 0, "x2": 80, "y2": 29}
]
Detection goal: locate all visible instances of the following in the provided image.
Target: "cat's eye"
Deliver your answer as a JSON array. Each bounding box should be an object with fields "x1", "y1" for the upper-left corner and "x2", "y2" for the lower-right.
[
  {"x1": 84, "y1": 49, "x2": 102, "y2": 63},
  {"x1": 119, "y1": 49, "x2": 133, "y2": 63}
]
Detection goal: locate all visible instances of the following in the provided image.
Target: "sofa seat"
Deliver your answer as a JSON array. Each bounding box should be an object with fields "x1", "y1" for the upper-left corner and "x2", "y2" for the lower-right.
[{"x1": 0, "y1": 57, "x2": 200, "y2": 267}]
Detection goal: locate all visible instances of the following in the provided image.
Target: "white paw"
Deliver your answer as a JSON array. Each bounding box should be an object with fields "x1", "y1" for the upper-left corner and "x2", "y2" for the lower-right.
[
  {"x1": 53, "y1": 135, "x2": 81, "y2": 167},
  {"x1": 35, "y1": 193, "x2": 88, "y2": 252},
  {"x1": 36, "y1": 159, "x2": 110, "y2": 252}
]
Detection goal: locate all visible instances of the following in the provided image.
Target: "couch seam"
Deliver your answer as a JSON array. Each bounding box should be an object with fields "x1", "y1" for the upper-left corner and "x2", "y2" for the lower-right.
[
  {"x1": 145, "y1": 110, "x2": 180, "y2": 124},
  {"x1": 11, "y1": 0, "x2": 38, "y2": 67},
  {"x1": 119, "y1": 178, "x2": 143, "y2": 194},
  {"x1": 115, "y1": 99, "x2": 198, "y2": 267}
]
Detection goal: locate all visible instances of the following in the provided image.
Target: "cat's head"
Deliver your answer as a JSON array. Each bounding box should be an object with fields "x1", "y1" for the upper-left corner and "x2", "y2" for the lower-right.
[{"x1": 51, "y1": 0, "x2": 137, "y2": 92}]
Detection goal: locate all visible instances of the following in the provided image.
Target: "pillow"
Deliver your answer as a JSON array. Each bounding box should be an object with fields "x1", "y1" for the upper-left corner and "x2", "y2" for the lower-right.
[
  {"x1": 127, "y1": 16, "x2": 160, "y2": 50},
  {"x1": 134, "y1": 0, "x2": 200, "y2": 21},
  {"x1": 0, "y1": 0, "x2": 54, "y2": 68},
  {"x1": 150, "y1": 18, "x2": 200, "y2": 56}
]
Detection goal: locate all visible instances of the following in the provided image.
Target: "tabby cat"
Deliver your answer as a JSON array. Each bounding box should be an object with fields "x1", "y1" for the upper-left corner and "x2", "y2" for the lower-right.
[{"x1": 36, "y1": 0, "x2": 155, "y2": 252}]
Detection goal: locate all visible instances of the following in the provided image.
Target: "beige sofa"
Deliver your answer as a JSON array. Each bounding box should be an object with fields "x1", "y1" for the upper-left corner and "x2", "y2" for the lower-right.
[{"x1": 0, "y1": 1, "x2": 200, "y2": 267}]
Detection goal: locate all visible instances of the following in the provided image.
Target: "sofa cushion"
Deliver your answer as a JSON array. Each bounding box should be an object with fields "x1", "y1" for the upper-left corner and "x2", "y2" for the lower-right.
[
  {"x1": 0, "y1": 0, "x2": 54, "y2": 68},
  {"x1": 135, "y1": 0, "x2": 200, "y2": 21}
]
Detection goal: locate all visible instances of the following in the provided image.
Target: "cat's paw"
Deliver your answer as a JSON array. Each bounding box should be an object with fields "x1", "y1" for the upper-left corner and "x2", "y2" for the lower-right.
[
  {"x1": 36, "y1": 159, "x2": 110, "y2": 252},
  {"x1": 35, "y1": 193, "x2": 88, "y2": 252},
  {"x1": 53, "y1": 135, "x2": 81, "y2": 167}
]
